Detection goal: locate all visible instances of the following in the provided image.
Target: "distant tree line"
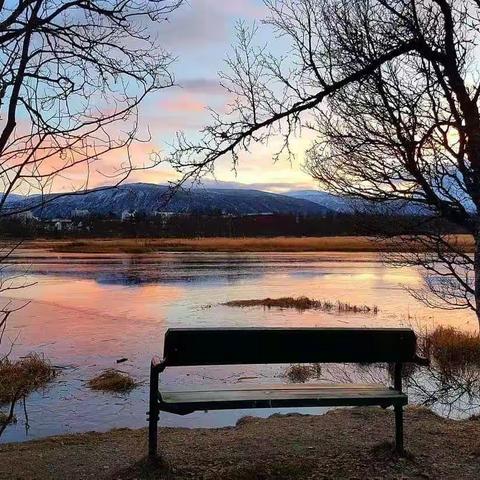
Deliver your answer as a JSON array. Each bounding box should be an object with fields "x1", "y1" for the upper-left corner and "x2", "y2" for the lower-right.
[{"x1": 0, "y1": 212, "x2": 465, "y2": 239}]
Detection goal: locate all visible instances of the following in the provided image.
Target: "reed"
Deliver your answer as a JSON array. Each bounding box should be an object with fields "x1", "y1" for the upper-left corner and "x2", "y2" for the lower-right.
[
  {"x1": 223, "y1": 296, "x2": 378, "y2": 314},
  {"x1": 87, "y1": 369, "x2": 137, "y2": 393},
  {"x1": 0, "y1": 354, "x2": 56, "y2": 405},
  {"x1": 419, "y1": 326, "x2": 480, "y2": 373},
  {"x1": 285, "y1": 363, "x2": 323, "y2": 383},
  {"x1": 17, "y1": 234, "x2": 476, "y2": 253}
]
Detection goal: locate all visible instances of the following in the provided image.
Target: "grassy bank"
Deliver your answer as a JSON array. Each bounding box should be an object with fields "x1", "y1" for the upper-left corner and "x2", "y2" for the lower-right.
[
  {"x1": 15, "y1": 234, "x2": 476, "y2": 253},
  {"x1": 1, "y1": 408, "x2": 479, "y2": 479}
]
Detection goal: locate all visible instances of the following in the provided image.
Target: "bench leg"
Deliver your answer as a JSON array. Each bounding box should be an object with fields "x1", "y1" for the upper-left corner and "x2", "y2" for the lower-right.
[
  {"x1": 148, "y1": 364, "x2": 159, "y2": 460},
  {"x1": 148, "y1": 404, "x2": 159, "y2": 460},
  {"x1": 394, "y1": 405, "x2": 404, "y2": 455}
]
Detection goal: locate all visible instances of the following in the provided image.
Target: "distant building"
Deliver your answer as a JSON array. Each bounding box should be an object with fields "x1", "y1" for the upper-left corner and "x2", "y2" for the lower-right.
[
  {"x1": 11, "y1": 210, "x2": 35, "y2": 224},
  {"x1": 71, "y1": 209, "x2": 90, "y2": 218},
  {"x1": 121, "y1": 210, "x2": 136, "y2": 221},
  {"x1": 243, "y1": 212, "x2": 275, "y2": 217},
  {"x1": 153, "y1": 211, "x2": 177, "y2": 218},
  {"x1": 49, "y1": 219, "x2": 73, "y2": 232}
]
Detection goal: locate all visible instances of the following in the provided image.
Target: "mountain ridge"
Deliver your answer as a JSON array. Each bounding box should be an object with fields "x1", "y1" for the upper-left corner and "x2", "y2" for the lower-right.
[{"x1": 4, "y1": 183, "x2": 331, "y2": 219}]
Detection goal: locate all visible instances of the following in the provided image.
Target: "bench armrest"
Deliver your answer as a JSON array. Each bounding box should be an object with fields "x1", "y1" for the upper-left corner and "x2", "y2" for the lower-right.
[{"x1": 151, "y1": 356, "x2": 167, "y2": 373}]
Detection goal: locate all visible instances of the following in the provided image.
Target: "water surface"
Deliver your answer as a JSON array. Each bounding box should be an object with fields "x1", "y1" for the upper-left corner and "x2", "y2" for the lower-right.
[{"x1": 0, "y1": 250, "x2": 476, "y2": 443}]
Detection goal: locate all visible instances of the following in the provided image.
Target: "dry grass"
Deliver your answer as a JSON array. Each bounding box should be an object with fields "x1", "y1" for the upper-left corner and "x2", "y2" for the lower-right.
[
  {"x1": 285, "y1": 363, "x2": 323, "y2": 383},
  {"x1": 223, "y1": 296, "x2": 378, "y2": 314},
  {"x1": 87, "y1": 369, "x2": 137, "y2": 393},
  {"x1": 0, "y1": 411, "x2": 16, "y2": 426},
  {"x1": 15, "y1": 234, "x2": 476, "y2": 253},
  {"x1": 0, "y1": 354, "x2": 56, "y2": 405},
  {"x1": 20, "y1": 236, "x2": 383, "y2": 253},
  {"x1": 420, "y1": 326, "x2": 480, "y2": 373}
]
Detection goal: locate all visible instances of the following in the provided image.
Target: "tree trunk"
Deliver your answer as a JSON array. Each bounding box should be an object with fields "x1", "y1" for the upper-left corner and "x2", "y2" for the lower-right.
[{"x1": 474, "y1": 230, "x2": 480, "y2": 332}]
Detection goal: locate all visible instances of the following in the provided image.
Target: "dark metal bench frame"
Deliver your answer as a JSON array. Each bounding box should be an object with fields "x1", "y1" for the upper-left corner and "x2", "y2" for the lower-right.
[{"x1": 148, "y1": 327, "x2": 428, "y2": 459}]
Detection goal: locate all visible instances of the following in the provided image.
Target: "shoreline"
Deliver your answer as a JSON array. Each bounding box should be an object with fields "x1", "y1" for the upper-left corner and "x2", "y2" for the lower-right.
[
  {"x1": 1, "y1": 407, "x2": 479, "y2": 479},
  {"x1": 4, "y1": 234, "x2": 475, "y2": 254}
]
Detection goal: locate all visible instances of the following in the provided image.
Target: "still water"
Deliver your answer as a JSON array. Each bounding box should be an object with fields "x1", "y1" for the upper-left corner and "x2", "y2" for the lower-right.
[{"x1": 0, "y1": 250, "x2": 477, "y2": 443}]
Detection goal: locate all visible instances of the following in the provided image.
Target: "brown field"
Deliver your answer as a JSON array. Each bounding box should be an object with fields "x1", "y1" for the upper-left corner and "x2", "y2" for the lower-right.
[{"x1": 12, "y1": 234, "x2": 476, "y2": 253}]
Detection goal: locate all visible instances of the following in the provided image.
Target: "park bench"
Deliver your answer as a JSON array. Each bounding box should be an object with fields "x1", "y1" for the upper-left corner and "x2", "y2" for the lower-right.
[{"x1": 148, "y1": 327, "x2": 428, "y2": 459}]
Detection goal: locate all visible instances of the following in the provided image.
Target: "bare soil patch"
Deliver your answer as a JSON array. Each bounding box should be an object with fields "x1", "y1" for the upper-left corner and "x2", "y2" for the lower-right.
[{"x1": 0, "y1": 407, "x2": 479, "y2": 479}]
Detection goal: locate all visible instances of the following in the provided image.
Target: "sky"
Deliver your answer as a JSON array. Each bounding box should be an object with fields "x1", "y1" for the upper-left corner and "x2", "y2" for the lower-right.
[{"x1": 123, "y1": 0, "x2": 317, "y2": 193}]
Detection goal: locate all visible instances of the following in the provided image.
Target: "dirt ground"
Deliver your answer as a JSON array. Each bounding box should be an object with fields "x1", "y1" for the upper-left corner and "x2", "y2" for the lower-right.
[{"x1": 1, "y1": 407, "x2": 479, "y2": 479}]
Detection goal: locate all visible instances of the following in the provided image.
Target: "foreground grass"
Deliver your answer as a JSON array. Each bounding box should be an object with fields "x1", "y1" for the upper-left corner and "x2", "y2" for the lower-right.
[
  {"x1": 223, "y1": 296, "x2": 379, "y2": 314},
  {"x1": 87, "y1": 369, "x2": 137, "y2": 393},
  {"x1": 17, "y1": 234, "x2": 476, "y2": 253},
  {"x1": 0, "y1": 408, "x2": 479, "y2": 479}
]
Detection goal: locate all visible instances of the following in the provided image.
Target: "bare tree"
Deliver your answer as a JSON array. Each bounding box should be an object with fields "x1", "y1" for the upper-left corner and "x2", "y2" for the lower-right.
[
  {"x1": 0, "y1": 0, "x2": 182, "y2": 212},
  {"x1": 0, "y1": 0, "x2": 181, "y2": 430},
  {"x1": 171, "y1": 0, "x2": 480, "y2": 329},
  {"x1": 304, "y1": 0, "x2": 480, "y2": 323}
]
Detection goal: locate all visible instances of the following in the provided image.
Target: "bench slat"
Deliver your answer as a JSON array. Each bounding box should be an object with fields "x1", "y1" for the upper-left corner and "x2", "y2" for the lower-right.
[
  {"x1": 158, "y1": 383, "x2": 407, "y2": 414},
  {"x1": 162, "y1": 382, "x2": 386, "y2": 393},
  {"x1": 163, "y1": 327, "x2": 417, "y2": 366}
]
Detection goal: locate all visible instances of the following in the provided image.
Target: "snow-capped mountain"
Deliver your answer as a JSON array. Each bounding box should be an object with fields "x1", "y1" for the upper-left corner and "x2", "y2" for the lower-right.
[
  {"x1": 285, "y1": 190, "x2": 432, "y2": 215},
  {"x1": 285, "y1": 190, "x2": 355, "y2": 213},
  {"x1": 4, "y1": 183, "x2": 331, "y2": 219}
]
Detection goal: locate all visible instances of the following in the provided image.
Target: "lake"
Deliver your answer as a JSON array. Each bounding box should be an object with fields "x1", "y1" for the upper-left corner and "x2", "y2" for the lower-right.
[{"x1": 0, "y1": 249, "x2": 477, "y2": 443}]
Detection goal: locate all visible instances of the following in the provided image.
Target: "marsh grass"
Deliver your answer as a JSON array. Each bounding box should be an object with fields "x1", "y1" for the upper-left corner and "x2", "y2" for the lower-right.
[
  {"x1": 0, "y1": 411, "x2": 16, "y2": 426},
  {"x1": 20, "y1": 234, "x2": 476, "y2": 253},
  {"x1": 0, "y1": 354, "x2": 56, "y2": 405},
  {"x1": 31, "y1": 236, "x2": 385, "y2": 254},
  {"x1": 87, "y1": 369, "x2": 137, "y2": 393},
  {"x1": 419, "y1": 326, "x2": 480, "y2": 373},
  {"x1": 285, "y1": 363, "x2": 323, "y2": 383},
  {"x1": 223, "y1": 296, "x2": 378, "y2": 314}
]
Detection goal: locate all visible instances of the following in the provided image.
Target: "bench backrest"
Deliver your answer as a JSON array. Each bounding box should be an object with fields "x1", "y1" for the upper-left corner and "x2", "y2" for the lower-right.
[{"x1": 162, "y1": 327, "x2": 417, "y2": 366}]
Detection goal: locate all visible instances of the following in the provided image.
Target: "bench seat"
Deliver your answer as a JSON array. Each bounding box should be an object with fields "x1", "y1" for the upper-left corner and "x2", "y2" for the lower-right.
[{"x1": 158, "y1": 383, "x2": 407, "y2": 415}]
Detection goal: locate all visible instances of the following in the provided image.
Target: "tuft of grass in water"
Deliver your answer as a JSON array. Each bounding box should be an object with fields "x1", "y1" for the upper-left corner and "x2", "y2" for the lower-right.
[
  {"x1": 285, "y1": 363, "x2": 322, "y2": 383},
  {"x1": 87, "y1": 369, "x2": 137, "y2": 393},
  {"x1": 419, "y1": 326, "x2": 480, "y2": 373},
  {"x1": 0, "y1": 353, "x2": 56, "y2": 405},
  {"x1": 223, "y1": 296, "x2": 378, "y2": 314},
  {"x1": 0, "y1": 411, "x2": 16, "y2": 426}
]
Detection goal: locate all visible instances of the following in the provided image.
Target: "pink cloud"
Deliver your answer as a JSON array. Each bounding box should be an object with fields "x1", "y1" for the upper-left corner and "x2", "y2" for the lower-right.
[{"x1": 159, "y1": 93, "x2": 205, "y2": 113}]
